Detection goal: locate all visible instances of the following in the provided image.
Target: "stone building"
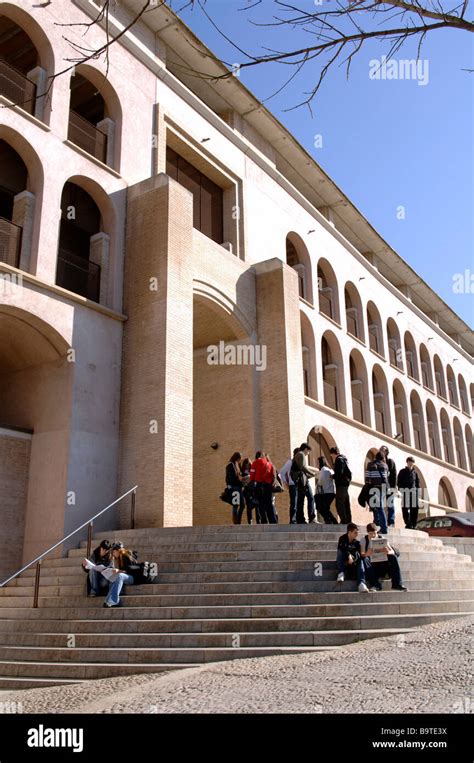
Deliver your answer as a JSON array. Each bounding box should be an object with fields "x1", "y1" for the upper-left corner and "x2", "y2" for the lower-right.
[{"x1": 0, "y1": 0, "x2": 472, "y2": 578}]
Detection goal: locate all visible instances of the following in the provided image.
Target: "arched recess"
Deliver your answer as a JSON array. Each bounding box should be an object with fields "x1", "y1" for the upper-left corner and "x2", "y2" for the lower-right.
[
  {"x1": 387, "y1": 318, "x2": 403, "y2": 370},
  {"x1": 458, "y1": 374, "x2": 470, "y2": 415},
  {"x1": 470, "y1": 383, "x2": 474, "y2": 411},
  {"x1": 286, "y1": 232, "x2": 313, "y2": 304},
  {"x1": 300, "y1": 311, "x2": 317, "y2": 399},
  {"x1": 193, "y1": 292, "x2": 254, "y2": 526},
  {"x1": 56, "y1": 176, "x2": 116, "y2": 306},
  {"x1": 349, "y1": 349, "x2": 370, "y2": 425},
  {"x1": 466, "y1": 487, "x2": 474, "y2": 513},
  {"x1": 0, "y1": 305, "x2": 72, "y2": 578},
  {"x1": 372, "y1": 363, "x2": 390, "y2": 435},
  {"x1": 0, "y1": 5, "x2": 55, "y2": 123},
  {"x1": 307, "y1": 426, "x2": 337, "y2": 466},
  {"x1": 465, "y1": 424, "x2": 473, "y2": 473},
  {"x1": 393, "y1": 379, "x2": 410, "y2": 445},
  {"x1": 410, "y1": 389, "x2": 427, "y2": 452},
  {"x1": 438, "y1": 477, "x2": 457, "y2": 510},
  {"x1": 440, "y1": 408, "x2": 455, "y2": 465},
  {"x1": 446, "y1": 364, "x2": 459, "y2": 408},
  {"x1": 321, "y1": 330, "x2": 346, "y2": 414},
  {"x1": 433, "y1": 355, "x2": 447, "y2": 399},
  {"x1": 367, "y1": 301, "x2": 384, "y2": 357},
  {"x1": 317, "y1": 258, "x2": 340, "y2": 323},
  {"x1": 67, "y1": 63, "x2": 123, "y2": 170},
  {"x1": 419, "y1": 343, "x2": 434, "y2": 390},
  {"x1": 426, "y1": 400, "x2": 441, "y2": 459},
  {"x1": 344, "y1": 282, "x2": 364, "y2": 342},
  {"x1": 0, "y1": 127, "x2": 44, "y2": 274},
  {"x1": 404, "y1": 331, "x2": 419, "y2": 382},
  {"x1": 453, "y1": 416, "x2": 467, "y2": 470}
]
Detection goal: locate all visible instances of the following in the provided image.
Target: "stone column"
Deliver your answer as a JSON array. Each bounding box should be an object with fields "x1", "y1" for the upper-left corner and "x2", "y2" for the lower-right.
[
  {"x1": 96, "y1": 117, "x2": 115, "y2": 168},
  {"x1": 26, "y1": 66, "x2": 47, "y2": 122},
  {"x1": 119, "y1": 174, "x2": 194, "y2": 527},
  {"x1": 89, "y1": 232, "x2": 110, "y2": 306},
  {"x1": 152, "y1": 103, "x2": 167, "y2": 175},
  {"x1": 12, "y1": 190, "x2": 35, "y2": 273}
]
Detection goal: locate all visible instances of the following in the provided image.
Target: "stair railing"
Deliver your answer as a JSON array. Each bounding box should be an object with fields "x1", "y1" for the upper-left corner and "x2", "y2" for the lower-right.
[{"x1": 0, "y1": 485, "x2": 138, "y2": 607}]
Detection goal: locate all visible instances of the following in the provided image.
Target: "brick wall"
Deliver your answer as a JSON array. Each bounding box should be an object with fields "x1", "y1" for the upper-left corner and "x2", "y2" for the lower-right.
[{"x1": 0, "y1": 431, "x2": 31, "y2": 580}]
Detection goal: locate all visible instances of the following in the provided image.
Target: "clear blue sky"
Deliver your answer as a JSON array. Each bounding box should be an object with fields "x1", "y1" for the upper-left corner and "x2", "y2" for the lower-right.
[{"x1": 175, "y1": 0, "x2": 474, "y2": 328}]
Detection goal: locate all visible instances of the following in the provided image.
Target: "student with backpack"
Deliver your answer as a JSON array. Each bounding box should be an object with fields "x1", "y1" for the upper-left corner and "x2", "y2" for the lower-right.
[
  {"x1": 290, "y1": 443, "x2": 318, "y2": 524},
  {"x1": 330, "y1": 447, "x2": 353, "y2": 524}
]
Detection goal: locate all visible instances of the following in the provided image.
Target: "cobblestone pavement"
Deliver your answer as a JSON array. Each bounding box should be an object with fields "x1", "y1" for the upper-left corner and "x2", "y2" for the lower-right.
[{"x1": 0, "y1": 616, "x2": 472, "y2": 714}]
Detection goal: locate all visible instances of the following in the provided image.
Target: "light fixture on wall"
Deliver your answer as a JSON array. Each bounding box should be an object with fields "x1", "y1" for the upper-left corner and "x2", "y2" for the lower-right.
[
  {"x1": 358, "y1": 277, "x2": 365, "y2": 281},
  {"x1": 397, "y1": 311, "x2": 404, "y2": 316},
  {"x1": 427, "y1": 337, "x2": 434, "y2": 342},
  {"x1": 201, "y1": 137, "x2": 210, "y2": 143},
  {"x1": 210, "y1": 442, "x2": 219, "y2": 450},
  {"x1": 308, "y1": 229, "x2": 316, "y2": 234}
]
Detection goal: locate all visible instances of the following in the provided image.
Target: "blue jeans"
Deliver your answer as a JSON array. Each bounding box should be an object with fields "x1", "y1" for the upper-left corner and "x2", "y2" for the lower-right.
[
  {"x1": 106, "y1": 572, "x2": 134, "y2": 605},
  {"x1": 336, "y1": 549, "x2": 366, "y2": 585},
  {"x1": 88, "y1": 569, "x2": 108, "y2": 596},
  {"x1": 289, "y1": 484, "x2": 297, "y2": 523},
  {"x1": 296, "y1": 481, "x2": 315, "y2": 523},
  {"x1": 371, "y1": 488, "x2": 388, "y2": 533},
  {"x1": 365, "y1": 555, "x2": 403, "y2": 588},
  {"x1": 386, "y1": 488, "x2": 396, "y2": 526}
]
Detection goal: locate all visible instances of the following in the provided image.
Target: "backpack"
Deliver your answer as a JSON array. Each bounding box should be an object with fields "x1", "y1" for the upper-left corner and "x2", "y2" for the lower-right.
[
  {"x1": 290, "y1": 457, "x2": 305, "y2": 485},
  {"x1": 338, "y1": 455, "x2": 352, "y2": 484}
]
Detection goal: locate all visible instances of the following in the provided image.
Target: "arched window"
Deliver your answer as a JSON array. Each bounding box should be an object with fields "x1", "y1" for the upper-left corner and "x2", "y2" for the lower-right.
[
  {"x1": 317, "y1": 259, "x2": 340, "y2": 323},
  {"x1": 446, "y1": 365, "x2": 459, "y2": 408},
  {"x1": 433, "y1": 355, "x2": 447, "y2": 399},
  {"x1": 367, "y1": 301, "x2": 384, "y2": 357},
  {"x1": 466, "y1": 487, "x2": 474, "y2": 512},
  {"x1": 0, "y1": 140, "x2": 28, "y2": 269},
  {"x1": 344, "y1": 282, "x2": 364, "y2": 342},
  {"x1": 372, "y1": 364, "x2": 390, "y2": 435},
  {"x1": 387, "y1": 318, "x2": 403, "y2": 370},
  {"x1": 471, "y1": 383, "x2": 474, "y2": 411},
  {"x1": 307, "y1": 427, "x2": 337, "y2": 467},
  {"x1": 286, "y1": 233, "x2": 313, "y2": 303},
  {"x1": 321, "y1": 332, "x2": 346, "y2": 413},
  {"x1": 440, "y1": 409, "x2": 454, "y2": 465},
  {"x1": 438, "y1": 477, "x2": 457, "y2": 509},
  {"x1": 300, "y1": 312, "x2": 317, "y2": 399},
  {"x1": 393, "y1": 380, "x2": 410, "y2": 445},
  {"x1": 404, "y1": 332, "x2": 419, "y2": 382},
  {"x1": 349, "y1": 350, "x2": 370, "y2": 425},
  {"x1": 419, "y1": 344, "x2": 433, "y2": 391},
  {"x1": 410, "y1": 390, "x2": 427, "y2": 452},
  {"x1": 426, "y1": 400, "x2": 441, "y2": 459},
  {"x1": 458, "y1": 375, "x2": 470, "y2": 415},
  {"x1": 453, "y1": 417, "x2": 467, "y2": 470},
  {"x1": 466, "y1": 424, "x2": 473, "y2": 473}
]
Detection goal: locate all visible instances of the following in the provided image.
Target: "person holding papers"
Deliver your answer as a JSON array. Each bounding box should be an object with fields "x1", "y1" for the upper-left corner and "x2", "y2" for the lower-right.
[
  {"x1": 82, "y1": 540, "x2": 112, "y2": 597},
  {"x1": 361, "y1": 522, "x2": 407, "y2": 592},
  {"x1": 102, "y1": 543, "x2": 137, "y2": 608}
]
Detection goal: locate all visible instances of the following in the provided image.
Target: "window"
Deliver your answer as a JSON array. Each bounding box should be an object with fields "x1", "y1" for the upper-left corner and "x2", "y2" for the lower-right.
[{"x1": 166, "y1": 147, "x2": 223, "y2": 243}]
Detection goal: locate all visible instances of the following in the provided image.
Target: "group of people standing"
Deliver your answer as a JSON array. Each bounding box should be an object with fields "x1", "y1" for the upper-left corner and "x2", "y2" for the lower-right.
[{"x1": 224, "y1": 442, "x2": 422, "y2": 531}]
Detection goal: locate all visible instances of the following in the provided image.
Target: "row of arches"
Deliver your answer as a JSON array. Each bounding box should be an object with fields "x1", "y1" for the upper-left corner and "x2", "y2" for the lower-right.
[
  {"x1": 287, "y1": 235, "x2": 473, "y2": 419},
  {"x1": 302, "y1": 324, "x2": 473, "y2": 472}
]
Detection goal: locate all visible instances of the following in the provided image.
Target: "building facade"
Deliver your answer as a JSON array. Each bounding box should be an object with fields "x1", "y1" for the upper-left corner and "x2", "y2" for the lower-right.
[{"x1": 0, "y1": 0, "x2": 472, "y2": 578}]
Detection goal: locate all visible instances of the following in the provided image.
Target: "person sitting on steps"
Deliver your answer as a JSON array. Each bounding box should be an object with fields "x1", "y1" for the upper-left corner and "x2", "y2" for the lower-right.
[
  {"x1": 82, "y1": 539, "x2": 112, "y2": 597},
  {"x1": 103, "y1": 543, "x2": 137, "y2": 608},
  {"x1": 362, "y1": 522, "x2": 408, "y2": 592},
  {"x1": 336, "y1": 522, "x2": 369, "y2": 593}
]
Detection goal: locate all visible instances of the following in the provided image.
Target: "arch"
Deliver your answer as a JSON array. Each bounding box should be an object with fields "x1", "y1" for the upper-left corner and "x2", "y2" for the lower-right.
[
  {"x1": 446, "y1": 364, "x2": 459, "y2": 407},
  {"x1": 453, "y1": 416, "x2": 467, "y2": 470},
  {"x1": 426, "y1": 400, "x2": 441, "y2": 459},
  {"x1": 285, "y1": 232, "x2": 314, "y2": 304},
  {"x1": 465, "y1": 424, "x2": 473, "y2": 474},
  {"x1": 471, "y1": 383, "x2": 474, "y2": 411},
  {"x1": 300, "y1": 311, "x2": 317, "y2": 399},
  {"x1": 317, "y1": 257, "x2": 340, "y2": 323},
  {"x1": 393, "y1": 379, "x2": 410, "y2": 445},
  {"x1": 321, "y1": 330, "x2": 346, "y2": 414},
  {"x1": 344, "y1": 281, "x2": 364, "y2": 342},
  {"x1": 438, "y1": 477, "x2": 457, "y2": 509},
  {"x1": 466, "y1": 487, "x2": 474, "y2": 513},
  {"x1": 410, "y1": 389, "x2": 427, "y2": 452},
  {"x1": 458, "y1": 374, "x2": 470, "y2": 415},
  {"x1": 193, "y1": 280, "x2": 255, "y2": 339},
  {"x1": 67, "y1": 63, "x2": 123, "y2": 170},
  {"x1": 440, "y1": 408, "x2": 455, "y2": 465},
  {"x1": 0, "y1": 125, "x2": 44, "y2": 197},
  {"x1": 404, "y1": 331, "x2": 419, "y2": 382},
  {"x1": 387, "y1": 318, "x2": 403, "y2": 369},
  {"x1": 307, "y1": 426, "x2": 337, "y2": 465},
  {"x1": 349, "y1": 348, "x2": 370, "y2": 425},
  {"x1": 372, "y1": 363, "x2": 390, "y2": 435},
  {"x1": 433, "y1": 355, "x2": 447, "y2": 399},
  {"x1": 419, "y1": 343, "x2": 434, "y2": 390},
  {"x1": 0, "y1": 304, "x2": 70, "y2": 371},
  {"x1": 367, "y1": 301, "x2": 384, "y2": 357}
]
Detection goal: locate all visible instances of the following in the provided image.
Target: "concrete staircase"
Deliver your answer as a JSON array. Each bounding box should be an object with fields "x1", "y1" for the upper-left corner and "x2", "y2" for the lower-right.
[{"x1": 0, "y1": 524, "x2": 473, "y2": 688}]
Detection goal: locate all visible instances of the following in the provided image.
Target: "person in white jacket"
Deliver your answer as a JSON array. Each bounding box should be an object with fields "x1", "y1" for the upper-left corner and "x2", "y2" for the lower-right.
[{"x1": 315, "y1": 457, "x2": 338, "y2": 524}]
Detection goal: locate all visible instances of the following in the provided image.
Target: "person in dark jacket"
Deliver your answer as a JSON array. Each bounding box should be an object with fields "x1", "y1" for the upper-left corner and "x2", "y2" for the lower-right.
[
  {"x1": 225, "y1": 451, "x2": 245, "y2": 525},
  {"x1": 362, "y1": 522, "x2": 407, "y2": 591},
  {"x1": 379, "y1": 445, "x2": 397, "y2": 527},
  {"x1": 330, "y1": 447, "x2": 352, "y2": 524},
  {"x1": 290, "y1": 443, "x2": 318, "y2": 524},
  {"x1": 336, "y1": 523, "x2": 369, "y2": 591},
  {"x1": 240, "y1": 456, "x2": 256, "y2": 524},
  {"x1": 397, "y1": 457, "x2": 421, "y2": 529},
  {"x1": 365, "y1": 451, "x2": 389, "y2": 533},
  {"x1": 82, "y1": 540, "x2": 112, "y2": 597}
]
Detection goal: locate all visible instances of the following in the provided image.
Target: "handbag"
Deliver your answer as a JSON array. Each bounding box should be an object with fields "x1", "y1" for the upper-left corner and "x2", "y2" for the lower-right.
[
  {"x1": 358, "y1": 483, "x2": 371, "y2": 507},
  {"x1": 271, "y1": 469, "x2": 284, "y2": 494},
  {"x1": 219, "y1": 487, "x2": 235, "y2": 505}
]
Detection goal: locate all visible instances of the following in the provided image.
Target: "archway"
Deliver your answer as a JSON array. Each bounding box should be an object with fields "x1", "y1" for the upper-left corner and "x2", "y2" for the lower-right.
[
  {"x1": 404, "y1": 331, "x2": 419, "y2": 382},
  {"x1": 433, "y1": 355, "x2": 447, "y2": 399},
  {"x1": 387, "y1": 318, "x2": 403, "y2": 369},
  {"x1": 419, "y1": 343, "x2": 433, "y2": 390},
  {"x1": 465, "y1": 424, "x2": 473, "y2": 473},
  {"x1": 410, "y1": 389, "x2": 427, "y2": 452},
  {"x1": 426, "y1": 400, "x2": 441, "y2": 459},
  {"x1": 367, "y1": 301, "x2": 384, "y2": 357},
  {"x1": 466, "y1": 487, "x2": 474, "y2": 513},
  {"x1": 317, "y1": 258, "x2": 340, "y2": 322},
  {"x1": 300, "y1": 311, "x2": 317, "y2": 399},
  {"x1": 453, "y1": 417, "x2": 467, "y2": 470},
  {"x1": 440, "y1": 408, "x2": 454, "y2": 465},
  {"x1": 344, "y1": 281, "x2": 364, "y2": 342},
  {"x1": 349, "y1": 349, "x2": 370, "y2": 425},
  {"x1": 393, "y1": 379, "x2": 410, "y2": 445},
  {"x1": 286, "y1": 232, "x2": 313, "y2": 304},
  {"x1": 446, "y1": 364, "x2": 459, "y2": 407},
  {"x1": 438, "y1": 477, "x2": 457, "y2": 510},
  {"x1": 372, "y1": 364, "x2": 390, "y2": 436},
  {"x1": 321, "y1": 331, "x2": 346, "y2": 414}
]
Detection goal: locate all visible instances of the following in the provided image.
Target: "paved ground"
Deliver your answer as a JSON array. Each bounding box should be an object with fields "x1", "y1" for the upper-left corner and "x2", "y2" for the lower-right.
[{"x1": 0, "y1": 615, "x2": 472, "y2": 714}]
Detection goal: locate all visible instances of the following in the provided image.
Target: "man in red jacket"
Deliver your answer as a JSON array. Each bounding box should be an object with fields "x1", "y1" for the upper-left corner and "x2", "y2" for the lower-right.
[{"x1": 250, "y1": 451, "x2": 277, "y2": 523}]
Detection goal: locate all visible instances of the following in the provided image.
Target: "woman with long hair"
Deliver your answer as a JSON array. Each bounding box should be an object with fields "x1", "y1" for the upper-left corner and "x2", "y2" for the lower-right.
[
  {"x1": 241, "y1": 456, "x2": 258, "y2": 524},
  {"x1": 103, "y1": 543, "x2": 136, "y2": 608},
  {"x1": 225, "y1": 451, "x2": 245, "y2": 524}
]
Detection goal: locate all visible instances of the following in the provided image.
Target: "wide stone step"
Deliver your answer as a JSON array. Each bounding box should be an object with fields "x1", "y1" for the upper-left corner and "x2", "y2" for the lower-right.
[
  {"x1": 90, "y1": 525, "x2": 420, "y2": 538},
  {"x1": 0, "y1": 661, "x2": 193, "y2": 682}
]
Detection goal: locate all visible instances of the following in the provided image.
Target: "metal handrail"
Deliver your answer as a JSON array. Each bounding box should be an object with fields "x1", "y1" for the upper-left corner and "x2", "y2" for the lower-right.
[{"x1": 0, "y1": 485, "x2": 138, "y2": 606}]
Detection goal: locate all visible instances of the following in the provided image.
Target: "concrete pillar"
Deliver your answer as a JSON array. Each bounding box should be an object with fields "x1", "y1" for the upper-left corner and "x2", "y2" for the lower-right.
[
  {"x1": 253, "y1": 258, "x2": 306, "y2": 467},
  {"x1": 89, "y1": 232, "x2": 110, "y2": 306},
  {"x1": 119, "y1": 173, "x2": 194, "y2": 528},
  {"x1": 12, "y1": 190, "x2": 35, "y2": 273},
  {"x1": 152, "y1": 102, "x2": 167, "y2": 175},
  {"x1": 97, "y1": 117, "x2": 115, "y2": 168},
  {"x1": 27, "y1": 66, "x2": 47, "y2": 122}
]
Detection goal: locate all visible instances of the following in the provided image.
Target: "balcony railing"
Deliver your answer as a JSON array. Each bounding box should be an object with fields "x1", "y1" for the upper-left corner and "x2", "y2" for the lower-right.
[
  {"x1": 68, "y1": 109, "x2": 108, "y2": 164},
  {"x1": 56, "y1": 248, "x2": 101, "y2": 302},
  {"x1": 0, "y1": 58, "x2": 36, "y2": 114},
  {"x1": 0, "y1": 217, "x2": 22, "y2": 268}
]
